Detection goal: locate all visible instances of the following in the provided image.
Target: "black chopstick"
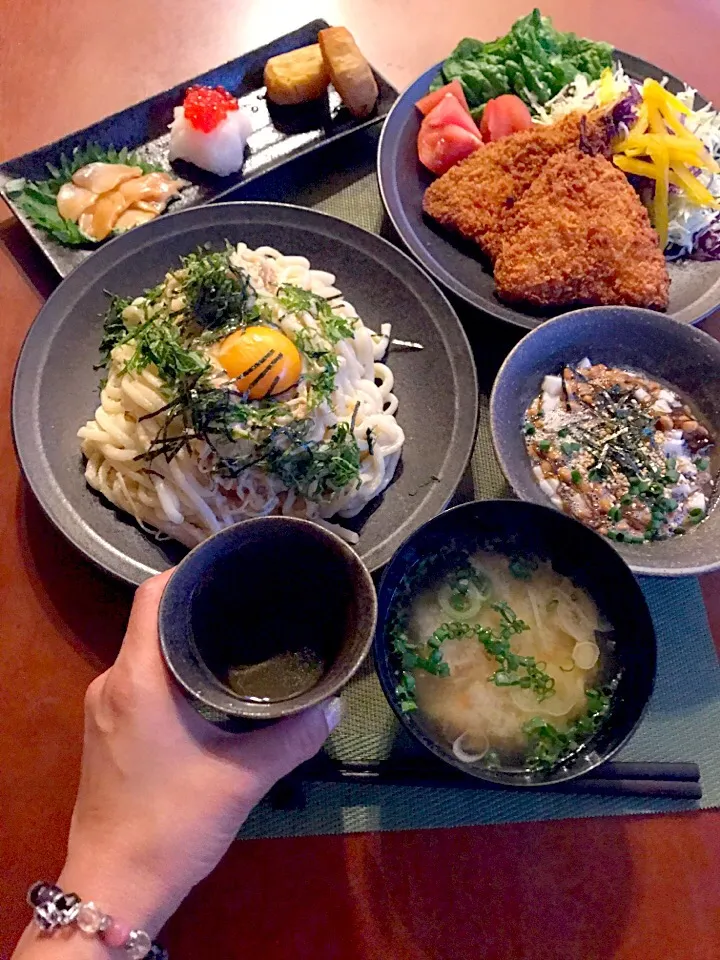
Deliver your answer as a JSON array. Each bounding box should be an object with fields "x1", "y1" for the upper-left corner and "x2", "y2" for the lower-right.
[
  {"x1": 282, "y1": 758, "x2": 702, "y2": 803},
  {"x1": 587, "y1": 761, "x2": 700, "y2": 782}
]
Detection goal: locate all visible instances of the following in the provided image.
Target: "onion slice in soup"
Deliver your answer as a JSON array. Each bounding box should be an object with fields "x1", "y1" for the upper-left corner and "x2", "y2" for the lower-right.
[{"x1": 452, "y1": 732, "x2": 489, "y2": 763}]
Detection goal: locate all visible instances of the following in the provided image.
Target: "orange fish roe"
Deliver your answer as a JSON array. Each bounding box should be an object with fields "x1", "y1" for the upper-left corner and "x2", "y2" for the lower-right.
[{"x1": 183, "y1": 86, "x2": 239, "y2": 133}]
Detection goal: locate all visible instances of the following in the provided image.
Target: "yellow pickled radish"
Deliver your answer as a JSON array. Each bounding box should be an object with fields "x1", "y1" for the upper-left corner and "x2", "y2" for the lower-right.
[{"x1": 216, "y1": 325, "x2": 302, "y2": 399}]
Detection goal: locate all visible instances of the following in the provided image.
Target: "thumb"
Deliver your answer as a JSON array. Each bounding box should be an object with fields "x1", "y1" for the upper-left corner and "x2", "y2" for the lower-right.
[{"x1": 230, "y1": 698, "x2": 343, "y2": 792}]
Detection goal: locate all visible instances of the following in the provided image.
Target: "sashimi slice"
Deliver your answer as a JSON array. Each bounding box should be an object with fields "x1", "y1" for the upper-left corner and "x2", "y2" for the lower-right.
[
  {"x1": 114, "y1": 208, "x2": 158, "y2": 232},
  {"x1": 56, "y1": 182, "x2": 97, "y2": 222},
  {"x1": 72, "y1": 162, "x2": 143, "y2": 193},
  {"x1": 119, "y1": 171, "x2": 186, "y2": 207},
  {"x1": 78, "y1": 190, "x2": 132, "y2": 241}
]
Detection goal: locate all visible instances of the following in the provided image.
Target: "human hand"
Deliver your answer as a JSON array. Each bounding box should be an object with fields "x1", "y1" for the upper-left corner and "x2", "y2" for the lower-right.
[{"x1": 57, "y1": 569, "x2": 339, "y2": 938}]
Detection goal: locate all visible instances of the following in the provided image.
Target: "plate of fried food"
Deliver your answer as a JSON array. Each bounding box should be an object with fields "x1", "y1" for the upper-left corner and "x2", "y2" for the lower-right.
[{"x1": 378, "y1": 8, "x2": 720, "y2": 329}]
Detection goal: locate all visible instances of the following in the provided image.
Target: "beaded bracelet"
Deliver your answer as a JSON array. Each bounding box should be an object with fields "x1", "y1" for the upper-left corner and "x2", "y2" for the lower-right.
[{"x1": 28, "y1": 882, "x2": 168, "y2": 959}]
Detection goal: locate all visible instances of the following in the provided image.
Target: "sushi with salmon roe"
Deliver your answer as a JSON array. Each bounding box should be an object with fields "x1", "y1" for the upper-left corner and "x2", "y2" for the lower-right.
[{"x1": 168, "y1": 86, "x2": 252, "y2": 176}]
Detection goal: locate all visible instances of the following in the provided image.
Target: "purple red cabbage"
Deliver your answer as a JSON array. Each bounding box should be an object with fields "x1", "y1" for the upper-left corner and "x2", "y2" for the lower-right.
[
  {"x1": 691, "y1": 218, "x2": 720, "y2": 260},
  {"x1": 611, "y1": 83, "x2": 643, "y2": 133}
]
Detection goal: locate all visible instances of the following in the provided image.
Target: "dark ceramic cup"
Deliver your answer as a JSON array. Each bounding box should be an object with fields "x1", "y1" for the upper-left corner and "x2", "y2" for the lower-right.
[{"x1": 159, "y1": 517, "x2": 377, "y2": 722}]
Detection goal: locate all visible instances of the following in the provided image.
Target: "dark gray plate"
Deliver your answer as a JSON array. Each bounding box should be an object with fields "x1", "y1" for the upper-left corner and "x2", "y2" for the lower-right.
[
  {"x1": 490, "y1": 306, "x2": 720, "y2": 576},
  {"x1": 12, "y1": 202, "x2": 478, "y2": 585},
  {"x1": 0, "y1": 19, "x2": 396, "y2": 278},
  {"x1": 378, "y1": 51, "x2": 720, "y2": 330}
]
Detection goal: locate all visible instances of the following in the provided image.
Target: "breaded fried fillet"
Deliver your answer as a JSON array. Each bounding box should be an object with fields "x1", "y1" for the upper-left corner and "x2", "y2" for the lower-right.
[
  {"x1": 493, "y1": 151, "x2": 669, "y2": 310},
  {"x1": 422, "y1": 112, "x2": 611, "y2": 262}
]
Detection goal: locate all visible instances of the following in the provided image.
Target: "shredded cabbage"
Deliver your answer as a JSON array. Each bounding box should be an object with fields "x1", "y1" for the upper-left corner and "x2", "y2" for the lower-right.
[
  {"x1": 535, "y1": 65, "x2": 720, "y2": 258},
  {"x1": 533, "y1": 66, "x2": 630, "y2": 123}
]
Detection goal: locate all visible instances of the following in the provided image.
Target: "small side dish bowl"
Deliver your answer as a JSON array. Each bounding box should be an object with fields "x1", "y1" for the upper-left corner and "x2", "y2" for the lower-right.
[
  {"x1": 374, "y1": 500, "x2": 656, "y2": 787},
  {"x1": 159, "y1": 516, "x2": 377, "y2": 722},
  {"x1": 490, "y1": 307, "x2": 720, "y2": 576}
]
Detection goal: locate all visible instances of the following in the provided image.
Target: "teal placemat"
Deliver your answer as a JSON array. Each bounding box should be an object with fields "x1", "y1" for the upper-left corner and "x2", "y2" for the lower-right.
[
  {"x1": 232, "y1": 130, "x2": 720, "y2": 838},
  {"x1": 240, "y1": 578, "x2": 719, "y2": 840}
]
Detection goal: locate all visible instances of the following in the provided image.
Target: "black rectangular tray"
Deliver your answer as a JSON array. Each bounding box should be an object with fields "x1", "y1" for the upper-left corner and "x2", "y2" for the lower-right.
[{"x1": 0, "y1": 18, "x2": 397, "y2": 277}]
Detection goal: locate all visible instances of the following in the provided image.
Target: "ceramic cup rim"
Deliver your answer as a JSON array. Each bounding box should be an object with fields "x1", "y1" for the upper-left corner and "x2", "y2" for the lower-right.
[{"x1": 158, "y1": 516, "x2": 378, "y2": 719}]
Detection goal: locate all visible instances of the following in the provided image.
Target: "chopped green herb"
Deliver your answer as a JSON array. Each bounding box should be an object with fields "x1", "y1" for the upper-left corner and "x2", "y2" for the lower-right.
[
  {"x1": 180, "y1": 246, "x2": 257, "y2": 332},
  {"x1": 277, "y1": 284, "x2": 356, "y2": 344},
  {"x1": 697, "y1": 457, "x2": 710, "y2": 471},
  {"x1": 523, "y1": 423, "x2": 536, "y2": 436},
  {"x1": 508, "y1": 556, "x2": 539, "y2": 581},
  {"x1": 557, "y1": 427, "x2": 570, "y2": 438},
  {"x1": 537, "y1": 440, "x2": 552, "y2": 453},
  {"x1": 524, "y1": 687, "x2": 612, "y2": 771},
  {"x1": 571, "y1": 469, "x2": 582, "y2": 485},
  {"x1": 688, "y1": 507, "x2": 704, "y2": 519},
  {"x1": 560, "y1": 441, "x2": 581, "y2": 455},
  {"x1": 216, "y1": 418, "x2": 361, "y2": 499},
  {"x1": 96, "y1": 293, "x2": 132, "y2": 368}
]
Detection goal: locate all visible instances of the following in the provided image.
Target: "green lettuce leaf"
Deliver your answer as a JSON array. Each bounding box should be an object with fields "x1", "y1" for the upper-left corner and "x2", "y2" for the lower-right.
[{"x1": 430, "y1": 8, "x2": 613, "y2": 111}]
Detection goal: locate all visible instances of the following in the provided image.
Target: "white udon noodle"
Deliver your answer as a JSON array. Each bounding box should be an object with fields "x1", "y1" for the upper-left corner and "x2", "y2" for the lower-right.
[{"x1": 77, "y1": 243, "x2": 405, "y2": 547}]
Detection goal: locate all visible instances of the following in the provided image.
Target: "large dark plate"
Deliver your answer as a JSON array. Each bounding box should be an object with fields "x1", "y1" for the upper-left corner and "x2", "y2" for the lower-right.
[
  {"x1": 0, "y1": 19, "x2": 396, "y2": 278},
  {"x1": 12, "y1": 202, "x2": 478, "y2": 585},
  {"x1": 378, "y1": 51, "x2": 720, "y2": 330}
]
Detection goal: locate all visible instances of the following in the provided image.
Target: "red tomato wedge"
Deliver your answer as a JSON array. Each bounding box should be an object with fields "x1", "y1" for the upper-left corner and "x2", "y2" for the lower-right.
[
  {"x1": 415, "y1": 79, "x2": 470, "y2": 116},
  {"x1": 480, "y1": 94, "x2": 533, "y2": 142},
  {"x1": 417, "y1": 94, "x2": 483, "y2": 176}
]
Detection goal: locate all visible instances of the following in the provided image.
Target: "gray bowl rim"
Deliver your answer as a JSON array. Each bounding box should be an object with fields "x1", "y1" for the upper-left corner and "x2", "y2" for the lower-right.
[{"x1": 489, "y1": 305, "x2": 720, "y2": 577}]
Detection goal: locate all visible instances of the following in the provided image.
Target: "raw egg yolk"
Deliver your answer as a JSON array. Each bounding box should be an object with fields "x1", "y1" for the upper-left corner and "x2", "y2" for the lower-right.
[{"x1": 216, "y1": 325, "x2": 302, "y2": 399}]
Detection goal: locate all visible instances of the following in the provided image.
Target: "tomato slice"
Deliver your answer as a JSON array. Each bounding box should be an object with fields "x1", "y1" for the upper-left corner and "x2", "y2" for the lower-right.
[
  {"x1": 417, "y1": 123, "x2": 483, "y2": 175},
  {"x1": 422, "y1": 93, "x2": 480, "y2": 138},
  {"x1": 417, "y1": 94, "x2": 483, "y2": 175},
  {"x1": 415, "y1": 79, "x2": 470, "y2": 116},
  {"x1": 480, "y1": 94, "x2": 534, "y2": 142}
]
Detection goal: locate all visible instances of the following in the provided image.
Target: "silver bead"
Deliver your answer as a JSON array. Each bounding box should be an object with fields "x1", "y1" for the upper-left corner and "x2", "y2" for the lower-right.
[
  {"x1": 76, "y1": 901, "x2": 107, "y2": 935},
  {"x1": 56, "y1": 893, "x2": 81, "y2": 925},
  {"x1": 34, "y1": 900, "x2": 61, "y2": 931},
  {"x1": 125, "y1": 929, "x2": 152, "y2": 960}
]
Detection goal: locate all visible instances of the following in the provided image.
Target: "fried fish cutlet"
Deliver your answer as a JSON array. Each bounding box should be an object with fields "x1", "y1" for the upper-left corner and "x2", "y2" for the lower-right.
[
  {"x1": 422, "y1": 112, "x2": 611, "y2": 262},
  {"x1": 493, "y1": 151, "x2": 670, "y2": 311}
]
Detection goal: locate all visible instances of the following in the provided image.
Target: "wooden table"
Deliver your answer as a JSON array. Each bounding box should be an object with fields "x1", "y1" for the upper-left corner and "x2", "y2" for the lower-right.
[{"x1": 2, "y1": 2, "x2": 719, "y2": 957}]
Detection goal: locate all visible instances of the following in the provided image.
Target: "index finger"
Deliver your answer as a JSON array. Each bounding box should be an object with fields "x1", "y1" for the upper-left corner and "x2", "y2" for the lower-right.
[{"x1": 115, "y1": 568, "x2": 175, "y2": 671}]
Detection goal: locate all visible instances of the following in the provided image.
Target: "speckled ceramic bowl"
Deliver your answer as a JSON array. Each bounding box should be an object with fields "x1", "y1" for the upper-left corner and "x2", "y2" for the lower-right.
[
  {"x1": 374, "y1": 500, "x2": 656, "y2": 787},
  {"x1": 490, "y1": 307, "x2": 720, "y2": 576}
]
